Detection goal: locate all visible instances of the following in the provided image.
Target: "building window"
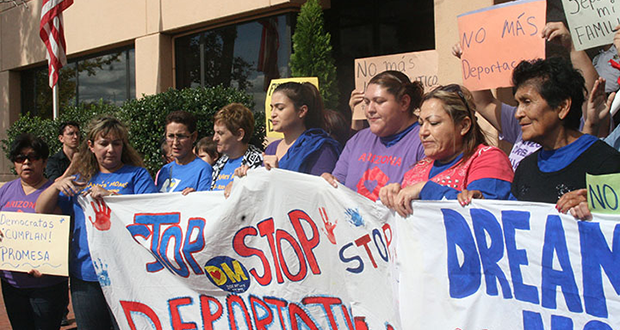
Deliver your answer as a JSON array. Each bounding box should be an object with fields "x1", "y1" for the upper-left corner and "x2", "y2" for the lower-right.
[
  {"x1": 175, "y1": 14, "x2": 293, "y2": 108},
  {"x1": 324, "y1": 0, "x2": 435, "y2": 112},
  {"x1": 21, "y1": 47, "x2": 135, "y2": 118}
]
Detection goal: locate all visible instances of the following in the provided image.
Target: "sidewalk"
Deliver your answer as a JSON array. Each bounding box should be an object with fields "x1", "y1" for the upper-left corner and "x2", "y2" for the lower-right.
[{"x1": 0, "y1": 288, "x2": 77, "y2": 329}]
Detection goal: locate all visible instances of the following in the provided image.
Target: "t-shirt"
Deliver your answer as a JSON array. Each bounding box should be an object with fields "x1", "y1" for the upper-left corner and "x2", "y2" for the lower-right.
[
  {"x1": 156, "y1": 157, "x2": 212, "y2": 193},
  {"x1": 500, "y1": 103, "x2": 541, "y2": 171},
  {"x1": 0, "y1": 179, "x2": 67, "y2": 288},
  {"x1": 592, "y1": 45, "x2": 620, "y2": 94},
  {"x1": 332, "y1": 125, "x2": 425, "y2": 201},
  {"x1": 512, "y1": 138, "x2": 620, "y2": 203},
  {"x1": 211, "y1": 157, "x2": 243, "y2": 191},
  {"x1": 59, "y1": 165, "x2": 157, "y2": 281},
  {"x1": 45, "y1": 149, "x2": 71, "y2": 181}
]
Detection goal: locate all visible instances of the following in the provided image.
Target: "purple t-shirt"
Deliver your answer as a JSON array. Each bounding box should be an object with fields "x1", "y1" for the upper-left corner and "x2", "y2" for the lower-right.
[
  {"x1": 500, "y1": 103, "x2": 541, "y2": 171},
  {"x1": 0, "y1": 179, "x2": 68, "y2": 288},
  {"x1": 332, "y1": 126, "x2": 425, "y2": 201},
  {"x1": 265, "y1": 139, "x2": 339, "y2": 176}
]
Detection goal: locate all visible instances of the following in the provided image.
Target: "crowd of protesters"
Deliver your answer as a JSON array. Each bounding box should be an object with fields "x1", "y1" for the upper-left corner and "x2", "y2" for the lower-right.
[{"x1": 0, "y1": 13, "x2": 619, "y2": 330}]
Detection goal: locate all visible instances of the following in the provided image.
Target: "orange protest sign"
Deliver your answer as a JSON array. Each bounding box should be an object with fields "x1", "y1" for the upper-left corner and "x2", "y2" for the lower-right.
[
  {"x1": 457, "y1": 0, "x2": 546, "y2": 91},
  {"x1": 352, "y1": 50, "x2": 438, "y2": 127}
]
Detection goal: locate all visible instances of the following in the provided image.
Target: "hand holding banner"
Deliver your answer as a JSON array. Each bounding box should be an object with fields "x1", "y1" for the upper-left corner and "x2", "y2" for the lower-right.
[{"x1": 457, "y1": 0, "x2": 546, "y2": 91}]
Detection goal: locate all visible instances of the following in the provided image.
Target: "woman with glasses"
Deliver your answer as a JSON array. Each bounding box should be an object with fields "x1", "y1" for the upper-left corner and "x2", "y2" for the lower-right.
[
  {"x1": 322, "y1": 71, "x2": 426, "y2": 201},
  {"x1": 36, "y1": 116, "x2": 157, "y2": 330},
  {"x1": 156, "y1": 111, "x2": 212, "y2": 193},
  {"x1": 0, "y1": 133, "x2": 68, "y2": 329},
  {"x1": 379, "y1": 84, "x2": 513, "y2": 217}
]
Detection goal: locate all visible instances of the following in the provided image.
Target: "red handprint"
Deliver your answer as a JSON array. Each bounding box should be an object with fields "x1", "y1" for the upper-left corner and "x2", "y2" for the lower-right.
[
  {"x1": 319, "y1": 207, "x2": 337, "y2": 245},
  {"x1": 89, "y1": 199, "x2": 112, "y2": 231}
]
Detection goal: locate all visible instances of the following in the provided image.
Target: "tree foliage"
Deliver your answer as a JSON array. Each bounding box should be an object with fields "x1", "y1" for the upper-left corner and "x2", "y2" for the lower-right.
[{"x1": 290, "y1": 0, "x2": 339, "y2": 109}]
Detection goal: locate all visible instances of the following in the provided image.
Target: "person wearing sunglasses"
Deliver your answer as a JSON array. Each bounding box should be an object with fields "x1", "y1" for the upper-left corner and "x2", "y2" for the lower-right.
[
  {"x1": 379, "y1": 84, "x2": 514, "y2": 217},
  {"x1": 0, "y1": 133, "x2": 69, "y2": 329},
  {"x1": 156, "y1": 111, "x2": 213, "y2": 194}
]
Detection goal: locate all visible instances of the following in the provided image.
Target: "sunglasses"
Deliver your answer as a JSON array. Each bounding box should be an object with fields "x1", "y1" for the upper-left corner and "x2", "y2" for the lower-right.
[
  {"x1": 438, "y1": 84, "x2": 473, "y2": 114},
  {"x1": 14, "y1": 153, "x2": 41, "y2": 163}
]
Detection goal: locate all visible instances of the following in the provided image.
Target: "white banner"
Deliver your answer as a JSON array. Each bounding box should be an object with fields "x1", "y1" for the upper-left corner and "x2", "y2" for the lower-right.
[{"x1": 81, "y1": 169, "x2": 620, "y2": 330}]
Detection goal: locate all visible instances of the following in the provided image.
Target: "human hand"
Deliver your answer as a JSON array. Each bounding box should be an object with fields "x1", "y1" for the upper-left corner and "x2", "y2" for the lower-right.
[
  {"x1": 584, "y1": 78, "x2": 614, "y2": 134},
  {"x1": 263, "y1": 155, "x2": 279, "y2": 170},
  {"x1": 84, "y1": 186, "x2": 114, "y2": 201},
  {"x1": 234, "y1": 165, "x2": 250, "y2": 177},
  {"x1": 457, "y1": 189, "x2": 484, "y2": 206},
  {"x1": 451, "y1": 42, "x2": 463, "y2": 59},
  {"x1": 54, "y1": 175, "x2": 87, "y2": 197},
  {"x1": 224, "y1": 181, "x2": 233, "y2": 199},
  {"x1": 28, "y1": 269, "x2": 43, "y2": 278},
  {"x1": 349, "y1": 90, "x2": 365, "y2": 113},
  {"x1": 569, "y1": 201, "x2": 593, "y2": 221},
  {"x1": 394, "y1": 182, "x2": 426, "y2": 217},
  {"x1": 181, "y1": 187, "x2": 195, "y2": 196},
  {"x1": 88, "y1": 199, "x2": 112, "y2": 231},
  {"x1": 541, "y1": 22, "x2": 572, "y2": 50},
  {"x1": 556, "y1": 188, "x2": 587, "y2": 214},
  {"x1": 379, "y1": 183, "x2": 402, "y2": 210},
  {"x1": 321, "y1": 173, "x2": 339, "y2": 188}
]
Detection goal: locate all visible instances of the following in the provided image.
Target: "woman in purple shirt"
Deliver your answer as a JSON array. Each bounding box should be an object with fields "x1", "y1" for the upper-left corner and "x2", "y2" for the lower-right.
[{"x1": 0, "y1": 133, "x2": 68, "y2": 330}]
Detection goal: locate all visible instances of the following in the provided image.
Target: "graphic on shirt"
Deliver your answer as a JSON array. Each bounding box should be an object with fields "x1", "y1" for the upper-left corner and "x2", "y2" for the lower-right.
[
  {"x1": 356, "y1": 167, "x2": 390, "y2": 201},
  {"x1": 159, "y1": 178, "x2": 181, "y2": 193},
  {"x1": 319, "y1": 207, "x2": 337, "y2": 244}
]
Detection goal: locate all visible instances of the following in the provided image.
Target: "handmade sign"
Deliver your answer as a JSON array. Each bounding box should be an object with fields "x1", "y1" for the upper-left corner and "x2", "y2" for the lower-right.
[
  {"x1": 562, "y1": 0, "x2": 620, "y2": 51},
  {"x1": 352, "y1": 50, "x2": 439, "y2": 124},
  {"x1": 457, "y1": 0, "x2": 546, "y2": 91},
  {"x1": 264, "y1": 77, "x2": 319, "y2": 138},
  {"x1": 81, "y1": 169, "x2": 620, "y2": 330},
  {"x1": 586, "y1": 172, "x2": 620, "y2": 214},
  {"x1": 0, "y1": 211, "x2": 69, "y2": 276}
]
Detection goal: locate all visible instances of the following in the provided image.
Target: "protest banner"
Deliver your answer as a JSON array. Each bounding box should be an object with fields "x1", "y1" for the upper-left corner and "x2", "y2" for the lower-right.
[
  {"x1": 586, "y1": 173, "x2": 620, "y2": 214},
  {"x1": 0, "y1": 211, "x2": 69, "y2": 276},
  {"x1": 264, "y1": 77, "x2": 319, "y2": 138},
  {"x1": 457, "y1": 0, "x2": 546, "y2": 91},
  {"x1": 352, "y1": 50, "x2": 439, "y2": 125},
  {"x1": 562, "y1": 0, "x2": 620, "y2": 51},
  {"x1": 81, "y1": 169, "x2": 620, "y2": 329}
]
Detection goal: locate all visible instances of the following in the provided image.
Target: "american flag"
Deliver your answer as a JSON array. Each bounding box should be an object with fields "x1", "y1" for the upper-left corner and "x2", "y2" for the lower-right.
[{"x1": 39, "y1": 0, "x2": 73, "y2": 88}]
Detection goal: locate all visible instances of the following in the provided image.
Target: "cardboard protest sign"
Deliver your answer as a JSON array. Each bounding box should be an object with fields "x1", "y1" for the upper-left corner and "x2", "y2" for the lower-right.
[
  {"x1": 586, "y1": 172, "x2": 620, "y2": 214},
  {"x1": 0, "y1": 211, "x2": 69, "y2": 276},
  {"x1": 81, "y1": 169, "x2": 620, "y2": 330},
  {"x1": 264, "y1": 77, "x2": 319, "y2": 138},
  {"x1": 562, "y1": 0, "x2": 620, "y2": 51},
  {"x1": 352, "y1": 50, "x2": 439, "y2": 125},
  {"x1": 457, "y1": 0, "x2": 546, "y2": 91}
]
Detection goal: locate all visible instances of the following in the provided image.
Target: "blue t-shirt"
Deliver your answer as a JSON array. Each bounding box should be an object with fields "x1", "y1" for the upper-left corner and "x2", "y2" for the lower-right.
[
  {"x1": 156, "y1": 157, "x2": 212, "y2": 192},
  {"x1": 59, "y1": 165, "x2": 157, "y2": 281},
  {"x1": 211, "y1": 157, "x2": 243, "y2": 191}
]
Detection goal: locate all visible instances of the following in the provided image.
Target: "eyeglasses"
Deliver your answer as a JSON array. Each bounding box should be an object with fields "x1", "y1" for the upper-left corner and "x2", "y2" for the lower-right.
[
  {"x1": 166, "y1": 134, "x2": 191, "y2": 142},
  {"x1": 439, "y1": 84, "x2": 472, "y2": 114},
  {"x1": 14, "y1": 153, "x2": 41, "y2": 163}
]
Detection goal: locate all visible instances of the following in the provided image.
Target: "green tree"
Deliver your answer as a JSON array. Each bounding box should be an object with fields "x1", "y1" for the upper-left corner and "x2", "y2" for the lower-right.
[{"x1": 290, "y1": 0, "x2": 339, "y2": 109}]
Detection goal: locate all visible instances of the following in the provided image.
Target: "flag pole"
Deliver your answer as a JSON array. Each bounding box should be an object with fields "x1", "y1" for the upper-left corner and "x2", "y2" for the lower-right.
[{"x1": 53, "y1": 83, "x2": 59, "y2": 119}]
